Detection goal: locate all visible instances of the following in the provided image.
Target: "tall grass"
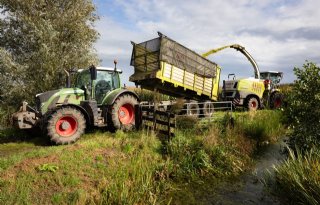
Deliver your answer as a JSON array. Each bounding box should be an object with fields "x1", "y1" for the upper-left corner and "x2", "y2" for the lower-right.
[
  {"x1": 167, "y1": 110, "x2": 286, "y2": 180},
  {"x1": 234, "y1": 110, "x2": 285, "y2": 144},
  {"x1": 273, "y1": 148, "x2": 320, "y2": 205}
]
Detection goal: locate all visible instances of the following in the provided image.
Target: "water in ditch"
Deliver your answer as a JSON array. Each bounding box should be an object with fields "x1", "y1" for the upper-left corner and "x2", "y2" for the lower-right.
[{"x1": 169, "y1": 140, "x2": 286, "y2": 205}]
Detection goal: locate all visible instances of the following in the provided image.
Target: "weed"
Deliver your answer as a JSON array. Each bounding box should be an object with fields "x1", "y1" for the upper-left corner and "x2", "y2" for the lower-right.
[{"x1": 37, "y1": 163, "x2": 59, "y2": 173}]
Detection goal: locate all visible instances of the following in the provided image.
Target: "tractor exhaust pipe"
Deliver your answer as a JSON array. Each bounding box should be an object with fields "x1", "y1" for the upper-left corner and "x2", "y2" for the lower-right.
[{"x1": 64, "y1": 69, "x2": 71, "y2": 88}]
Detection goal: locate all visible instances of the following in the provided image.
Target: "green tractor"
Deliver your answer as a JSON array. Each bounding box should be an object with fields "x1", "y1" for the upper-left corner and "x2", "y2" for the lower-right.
[{"x1": 12, "y1": 63, "x2": 139, "y2": 145}]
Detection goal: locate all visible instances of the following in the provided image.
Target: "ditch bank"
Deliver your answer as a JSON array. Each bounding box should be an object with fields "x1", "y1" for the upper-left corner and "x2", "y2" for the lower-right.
[{"x1": 168, "y1": 139, "x2": 286, "y2": 205}]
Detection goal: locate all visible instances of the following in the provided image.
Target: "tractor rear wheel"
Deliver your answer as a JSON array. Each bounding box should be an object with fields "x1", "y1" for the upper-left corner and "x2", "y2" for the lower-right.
[
  {"x1": 246, "y1": 97, "x2": 259, "y2": 111},
  {"x1": 270, "y1": 92, "x2": 283, "y2": 109},
  {"x1": 47, "y1": 107, "x2": 86, "y2": 145},
  {"x1": 110, "y1": 94, "x2": 138, "y2": 131}
]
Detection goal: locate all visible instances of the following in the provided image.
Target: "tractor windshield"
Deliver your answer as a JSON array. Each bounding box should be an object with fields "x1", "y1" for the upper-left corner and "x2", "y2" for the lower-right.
[{"x1": 260, "y1": 72, "x2": 282, "y2": 84}]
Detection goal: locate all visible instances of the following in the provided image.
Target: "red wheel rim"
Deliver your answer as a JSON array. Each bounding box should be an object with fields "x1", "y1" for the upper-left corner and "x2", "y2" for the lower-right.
[
  {"x1": 251, "y1": 101, "x2": 257, "y2": 108},
  {"x1": 55, "y1": 116, "x2": 77, "y2": 137},
  {"x1": 275, "y1": 98, "x2": 281, "y2": 108},
  {"x1": 118, "y1": 104, "x2": 134, "y2": 124}
]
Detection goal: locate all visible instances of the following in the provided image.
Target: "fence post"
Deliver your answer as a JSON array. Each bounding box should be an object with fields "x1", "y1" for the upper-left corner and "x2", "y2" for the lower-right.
[
  {"x1": 135, "y1": 104, "x2": 142, "y2": 130},
  {"x1": 153, "y1": 109, "x2": 157, "y2": 131},
  {"x1": 167, "y1": 112, "x2": 171, "y2": 141}
]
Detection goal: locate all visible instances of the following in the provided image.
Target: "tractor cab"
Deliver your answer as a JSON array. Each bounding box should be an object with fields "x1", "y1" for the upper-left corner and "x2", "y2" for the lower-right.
[
  {"x1": 260, "y1": 71, "x2": 283, "y2": 83},
  {"x1": 76, "y1": 67, "x2": 122, "y2": 103},
  {"x1": 260, "y1": 71, "x2": 283, "y2": 91}
]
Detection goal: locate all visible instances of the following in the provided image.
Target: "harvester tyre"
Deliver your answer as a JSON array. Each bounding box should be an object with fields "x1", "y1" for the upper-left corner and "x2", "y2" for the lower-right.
[
  {"x1": 110, "y1": 94, "x2": 138, "y2": 131},
  {"x1": 47, "y1": 107, "x2": 86, "y2": 145},
  {"x1": 270, "y1": 92, "x2": 283, "y2": 109},
  {"x1": 246, "y1": 97, "x2": 259, "y2": 111}
]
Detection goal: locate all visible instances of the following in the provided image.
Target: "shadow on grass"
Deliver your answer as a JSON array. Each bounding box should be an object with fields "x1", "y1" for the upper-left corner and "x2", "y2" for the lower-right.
[{"x1": 0, "y1": 128, "x2": 51, "y2": 146}]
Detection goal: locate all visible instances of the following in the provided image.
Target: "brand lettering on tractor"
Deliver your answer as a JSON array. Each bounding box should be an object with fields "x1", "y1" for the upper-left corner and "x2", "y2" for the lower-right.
[{"x1": 252, "y1": 82, "x2": 262, "y2": 94}]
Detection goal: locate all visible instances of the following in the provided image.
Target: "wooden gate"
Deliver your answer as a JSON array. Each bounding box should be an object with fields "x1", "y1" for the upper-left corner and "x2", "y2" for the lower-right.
[{"x1": 135, "y1": 104, "x2": 175, "y2": 138}]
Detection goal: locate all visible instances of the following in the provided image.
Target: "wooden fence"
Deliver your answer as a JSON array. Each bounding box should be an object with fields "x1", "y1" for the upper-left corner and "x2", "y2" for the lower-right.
[{"x1": 135, "y1": 104, "x2": 175, "y2": 139}]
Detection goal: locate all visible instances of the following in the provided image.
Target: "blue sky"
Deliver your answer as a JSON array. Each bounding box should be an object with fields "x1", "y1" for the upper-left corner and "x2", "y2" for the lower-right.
[{"x1": 93, "y1": 0, "x2": 320, "y2": 85}]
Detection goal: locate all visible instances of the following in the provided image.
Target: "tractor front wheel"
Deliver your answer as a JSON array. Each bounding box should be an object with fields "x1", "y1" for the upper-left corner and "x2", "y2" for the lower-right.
[
  {"x1": 47, "y1": 107, "x2": 86, "y2": 145},
  {"x1": 246, "y1": 97, "x2": 259, "y2": 111},
  {"x1": 110, "y1": 94, "x2": 138, "y2": 131}
]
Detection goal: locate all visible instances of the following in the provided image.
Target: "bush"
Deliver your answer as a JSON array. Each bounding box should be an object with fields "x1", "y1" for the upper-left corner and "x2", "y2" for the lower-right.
[{"x1": 285, "y1": 62, "x2": 320, "y2": 151}]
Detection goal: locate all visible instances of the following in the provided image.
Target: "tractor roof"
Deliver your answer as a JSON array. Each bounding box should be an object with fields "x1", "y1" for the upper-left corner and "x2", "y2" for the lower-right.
[
  {"x1": 78, "y1": 66, "x2": 122, "y2": 73},
  {"x1": 97, "y1": 66, "x2": 122, "y2": 73},
  {"x1": 260, "y1": 71, "x2": 283, "y2": 74}
]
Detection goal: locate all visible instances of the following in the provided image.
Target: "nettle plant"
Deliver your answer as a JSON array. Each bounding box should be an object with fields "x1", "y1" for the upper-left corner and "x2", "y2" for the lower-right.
[{"x1": 286, "y1": 62, "x2": 320, "y2": 151}]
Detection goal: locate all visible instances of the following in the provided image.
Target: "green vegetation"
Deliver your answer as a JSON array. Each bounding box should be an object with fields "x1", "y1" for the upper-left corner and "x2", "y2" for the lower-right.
[
  {"x1": 273, "y1": 149, "x2": 320, "y2": 205},
  {"x1": 271, "y1": 62, "x2": 320, "y2": 204},
  {"x1": 0, "y1": 110, "x2": 285, "y2": 204},
  {"x1": 0, "y1": 0, "x2": 99, "y2": 124},
  {"x1": 285, "y1": 61, "x2": 320, "y2": 151}
]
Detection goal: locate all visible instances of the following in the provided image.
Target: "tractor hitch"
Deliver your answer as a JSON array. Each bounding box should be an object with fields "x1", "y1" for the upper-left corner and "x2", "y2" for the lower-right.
[{"x1": 12, "y1": 101, "x2": 40, "y2": 129}]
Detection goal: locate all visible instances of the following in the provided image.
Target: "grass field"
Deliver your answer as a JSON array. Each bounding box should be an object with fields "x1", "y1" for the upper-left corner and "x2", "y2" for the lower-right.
[{"x1": 0, "y1": 110, "x2": 285, "y2": 204}]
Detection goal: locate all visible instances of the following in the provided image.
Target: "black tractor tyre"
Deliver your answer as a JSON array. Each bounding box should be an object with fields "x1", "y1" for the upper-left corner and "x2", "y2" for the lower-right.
[
  {"x1": 109, "y1": 94, "x2": 138, "y2": 131},
  {"x1": 46, "y1": 107, "x2": 86, "y2": 145},
  {"x1": 270, "y1": 92, "x2": 283, "y2": 109},
  {"x1": 246, "y1": 97, "x2": 259, "y2": 111}
]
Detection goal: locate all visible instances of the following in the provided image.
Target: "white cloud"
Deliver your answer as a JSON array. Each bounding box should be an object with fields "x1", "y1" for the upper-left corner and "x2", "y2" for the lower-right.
[{"x1": 94, "y1": 0, "x2": 320, "y2": 84}]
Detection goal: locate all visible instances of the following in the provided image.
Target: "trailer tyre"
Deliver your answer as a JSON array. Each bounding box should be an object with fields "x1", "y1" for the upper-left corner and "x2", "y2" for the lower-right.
[
  {"x1": 47, "y1": 107, "x2": 86, "y2": 145},
  {"x1": 110, "y1": 94, "x2": 138, "y2": 131},
  {"x1": 187, "y1": 102, "x2": 200, "y2": 117},
  {"x1": 203, "y1": 101, "x2": 214, "y2": 117},
  {"x1": 246, "y1": 97, "x2": 259, "y2": 111}
]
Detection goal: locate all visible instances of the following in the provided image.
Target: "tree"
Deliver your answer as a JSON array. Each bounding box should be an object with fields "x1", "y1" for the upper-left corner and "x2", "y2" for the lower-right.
[
  {"x1": 286, "y1": 62, "x2": 320, "y2": 151},
  {"x1": 0, "y1": 0, "x2": 99, "y2": 109}
]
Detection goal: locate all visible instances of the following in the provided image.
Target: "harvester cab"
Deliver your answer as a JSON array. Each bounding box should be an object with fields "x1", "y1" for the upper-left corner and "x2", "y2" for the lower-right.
[
  {"x1": 260, "y1": 71, "x2": 283, "y2": 91},
  {"x1": 12, "y1": 63, "x2": 139, "y2": 145}
]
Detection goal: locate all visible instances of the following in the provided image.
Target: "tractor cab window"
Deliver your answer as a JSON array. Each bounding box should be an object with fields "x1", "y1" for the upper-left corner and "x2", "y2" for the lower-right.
[
  {"x1": 95, "y1": 70, "x2": 119, "y2": 103},
  {"x1": 269, "y1": 73, "x2": 282, "y2": 84},
  {"x1": 260, "y1": 73, "x2": 269, "y2": 80},
  {"x1": 260, "y1": 72, "x2": 282, "y2": 84},
  {"x1": 76, "y1": 69, "x2": 120, "y2": 103},
  {"x1": 76, "y1": 70, "x2": 92, "y2": 97}
]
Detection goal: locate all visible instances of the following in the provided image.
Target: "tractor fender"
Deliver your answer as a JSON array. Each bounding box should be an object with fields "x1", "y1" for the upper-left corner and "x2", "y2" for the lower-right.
[
  {"x1": 102, "y1": 89, "x2": 139, "y2": 106},
  {"x1": 57, "y1": 104, "x2": 93, "y2": 126}
]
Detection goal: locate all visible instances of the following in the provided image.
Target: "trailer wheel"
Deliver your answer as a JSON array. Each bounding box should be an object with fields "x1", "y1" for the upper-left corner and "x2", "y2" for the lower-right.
[
  {"x1": 270, "y1": 92, "x2": 283, "y2": 109},
  {"x1": 187, "y1": 102, "x2": 200, "y2": 117},
  {"x1": 246, "y1": 97, "x2": 259, "y2": 111},
  {"x1": 47, "y1": 107, "x2": 86, "y2": 145},
  {"x1": 203, "y1": 101, "x2": 214, "y2": 117},
  {"x1": 110, "y1": 94, "x2": 138, "y2": 131}
]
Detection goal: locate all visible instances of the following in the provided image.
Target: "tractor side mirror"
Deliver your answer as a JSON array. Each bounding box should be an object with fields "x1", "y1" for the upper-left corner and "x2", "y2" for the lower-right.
[{"x1": 89, "y1": 65, "x2": 97, "y2": 80}]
